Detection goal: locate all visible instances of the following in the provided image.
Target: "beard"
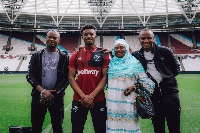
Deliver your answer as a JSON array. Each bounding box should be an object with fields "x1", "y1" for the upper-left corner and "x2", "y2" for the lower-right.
[
  {"x1": 47, "y1": 43, "x2": 57, "y2": 49},
  {"x1": 85, "y1": 43, "x2": 94, "y2": 46}
]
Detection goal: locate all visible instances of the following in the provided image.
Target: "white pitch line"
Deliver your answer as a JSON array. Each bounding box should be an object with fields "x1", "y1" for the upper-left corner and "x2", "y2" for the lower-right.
[{"x1": 42, "y1": 103, "x2": 72, "y2": 133}]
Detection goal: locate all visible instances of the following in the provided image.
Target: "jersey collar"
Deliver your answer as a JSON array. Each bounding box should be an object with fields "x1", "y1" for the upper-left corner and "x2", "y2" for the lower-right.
[{"x1": 83, "y1": 46, "x2": 97, "y2": 53}]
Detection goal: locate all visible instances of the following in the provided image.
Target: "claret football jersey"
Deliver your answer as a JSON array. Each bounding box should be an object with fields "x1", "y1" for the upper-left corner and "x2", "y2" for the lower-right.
[{"x1": 69, "y1": 46, "x2": 110, "y2": 102}]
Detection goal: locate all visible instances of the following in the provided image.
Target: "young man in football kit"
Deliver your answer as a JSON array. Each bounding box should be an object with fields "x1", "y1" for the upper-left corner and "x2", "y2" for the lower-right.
[{"x1": 68, "y1": 24, "x2": 110, "y2": 133}]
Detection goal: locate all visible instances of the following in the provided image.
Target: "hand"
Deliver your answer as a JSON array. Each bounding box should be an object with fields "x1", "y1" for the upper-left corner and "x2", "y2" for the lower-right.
[
  {"x1": 124, "y1": 85, "x2": 136, "y2": 96},
  {"x1": 75, "y1": 45, "x2": 84, "y2": 52},
  {"x1": 81, "y1": 95, "x2": 94, "y2": 108},
  {"x1": 42, "y1": 90, "x2": 56, "y2": 102},
  {"x1": 79, "y1": 94, "x2": 86, "y2": 102},
  {"x1": 99, "y1": 47, "x2": 111, "y2": 54}
]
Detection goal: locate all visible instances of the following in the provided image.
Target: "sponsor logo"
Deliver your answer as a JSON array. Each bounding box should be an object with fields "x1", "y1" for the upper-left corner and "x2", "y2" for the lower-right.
[
  {"x1": 78, "y1": 57, "x2": 82, "y2": 60},
  {"x1": 77, "y1": 69, "x2": 99, "y2": 76},
  {"x1": 94, "y1": 55, "x2": 100, "y2": 61}
]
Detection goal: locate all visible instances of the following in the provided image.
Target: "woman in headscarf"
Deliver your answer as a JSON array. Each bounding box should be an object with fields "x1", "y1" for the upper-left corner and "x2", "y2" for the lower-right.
[{"x1": 106, "y1": 39, "x2": 155, "y2": 133}]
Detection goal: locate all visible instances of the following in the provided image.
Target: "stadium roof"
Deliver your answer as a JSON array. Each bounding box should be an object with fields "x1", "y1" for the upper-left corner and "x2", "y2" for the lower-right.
[{"x1": 0, "y1": 0, "x2": 200, "y2": 32}]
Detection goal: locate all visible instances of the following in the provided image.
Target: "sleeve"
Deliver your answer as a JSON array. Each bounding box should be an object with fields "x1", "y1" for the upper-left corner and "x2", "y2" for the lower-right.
[
  {"x1": 135, "y1": 62, "x2": 155, "y2": 96},
  {"x1": 102, "y1": 53, "x2": 110, "y2": 68},
  {"x1": 26, "y1": 53, "x2": 40, "y2": 89},
  {"x1": 68, "y1": 51, "x2": 77, "y2": 69},
  {"x1": 55, "y1": 53, "x2": 70, "y2": 95},
  {"x1": 164, "y1": 48, "x2": 180, "y2": 77},
  {"x1": 132, "y1": 51, "x2": 139, "y2": 60},
  {"x1": 137, "y1": 73, "x2": 155, "y2": 96}
]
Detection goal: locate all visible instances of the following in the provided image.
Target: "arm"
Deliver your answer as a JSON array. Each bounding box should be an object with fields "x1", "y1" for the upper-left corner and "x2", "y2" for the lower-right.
[
  {"x1": 26, "y1": 53, "x2": 40, "y2": 90},
  {"x1": 137, "y1": 73, "x2": 155, "y2": 96},
  {"x1": 68, "y1": 51, "x2": 86, "y2": 100},
  {"x1": 26, "y1": 52, "x2": 55, "y2": 102},
  {"x1": 68, "y1": 68, "x2": 85, "y2": 100},
  {"x1": 82, "y1": 53, "x2": 109, "y2": 108},
  {"x1": 54, "y1": 53, "x2": 70, "y2": 95},
  {"x1": 137, "y1": 60, "x2": 155, "y2": 95},
  {"x1": 123, "y1": 73, "x2": 155, "y2": 96},
  {"x1": 124, "y1": 85, "x2": 137, "y2": 96},
  {"x1": 81, "y1": 67, "x2": 108, "y2": 108},
  {"x1": 90, "y1": 68, "x2": 108, "y2": 98},
  {"x1": 124, "y1": 60, "x2": 155, "y2": 96},
  {"x1": 91, "y1": 52, "x2": 110, "y2": 97},
  {"x1": 165, "y1": 48, "x2": 180, "y2": 76},
  {"x1": 68, "y1": 67, "x2": 95, "y2": 108}
]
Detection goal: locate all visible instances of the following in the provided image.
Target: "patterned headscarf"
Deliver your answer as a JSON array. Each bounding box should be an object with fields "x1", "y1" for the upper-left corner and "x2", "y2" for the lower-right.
[{"x1": 108, "y1": 39, "x2": 145, "y2": 79}]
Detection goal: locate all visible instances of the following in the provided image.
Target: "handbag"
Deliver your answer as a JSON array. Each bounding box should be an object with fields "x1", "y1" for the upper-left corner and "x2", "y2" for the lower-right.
[{"x1": 134, "y1": 83, "x2": 154, "y2": 119}]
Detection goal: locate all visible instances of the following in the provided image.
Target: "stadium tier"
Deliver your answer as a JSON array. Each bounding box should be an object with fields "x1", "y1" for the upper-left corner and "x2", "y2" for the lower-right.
[{"x1": 0, "y1": 31, "x2": 200, "y2": 72}]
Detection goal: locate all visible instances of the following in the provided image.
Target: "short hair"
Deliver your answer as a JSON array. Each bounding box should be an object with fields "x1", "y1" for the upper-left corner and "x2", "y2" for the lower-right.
[
  {"x1": 47, "y1": 29, "x2": 60, "y2": 37},
  {"x1": 80, "y1": 24, "x2": 97, "y2": 34},
  {"x1": 139, "y1": 28, "x2": 154, "y2": 36}
]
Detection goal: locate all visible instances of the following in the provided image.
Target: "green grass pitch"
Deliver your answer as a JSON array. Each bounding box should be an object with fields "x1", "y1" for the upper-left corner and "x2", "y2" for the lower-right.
[{"x1": 0, "y1": 74, "x2": 200, "y2": 133}]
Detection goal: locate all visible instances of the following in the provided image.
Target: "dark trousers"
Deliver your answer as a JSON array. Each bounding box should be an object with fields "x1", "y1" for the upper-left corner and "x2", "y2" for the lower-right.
[
  {"x1": 71, "y1": 99, "x2": 107, "y2": 133},
  {"x1": 31, "y1": 96, "x2": 64, "y2": 133},
  {"x1": 151, "y1": 93, "x2": 181, "y2": 133}
]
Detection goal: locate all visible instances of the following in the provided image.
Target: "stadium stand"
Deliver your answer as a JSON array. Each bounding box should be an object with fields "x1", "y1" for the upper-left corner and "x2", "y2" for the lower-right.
[
  {"x1": 181, "y1": 54, "x2": 200, "y2": 71},
  {"x1": 18, "y1": 55, "x2": 31, "y2": 71},
  {"x1": 60, "y1": 33, "x2": 79, "y2": 53},
  {"x1": 157, "y1": 32, "x2": 169, "y2": 47},
  {"x1": 103, "y1": 36, "x2": 117, "y2": 51},
  {"x1": 155, "y1": 35, "x2": 162, "y2": 46},
  {"x1": 35, "y1": 35, "x2": 46, "y2": 44},
  {"x1": 0, "y1": 54, "x2": 21, "y2": 71},
  {"x1": 0, "y1": 31, "x2": 200, "y2": 72},
  {"x1": 8, "y1": 38, "x2": 34, "y2": 54},
  {"x1": 0, "y1": 34, "x2": 9, "y2": 54},
  {"x1": 170, "y1": 34, "x2": 195, "y2": 54},
  {"x1": 194, "y1": 31, "x2": 200, "y2": 46},
  {"x1": 170, "y1": 34, "x2": 193, "y2": 47},
  {"x1": 124, "y1": 35, "x2": 141, "y2": 52}
]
